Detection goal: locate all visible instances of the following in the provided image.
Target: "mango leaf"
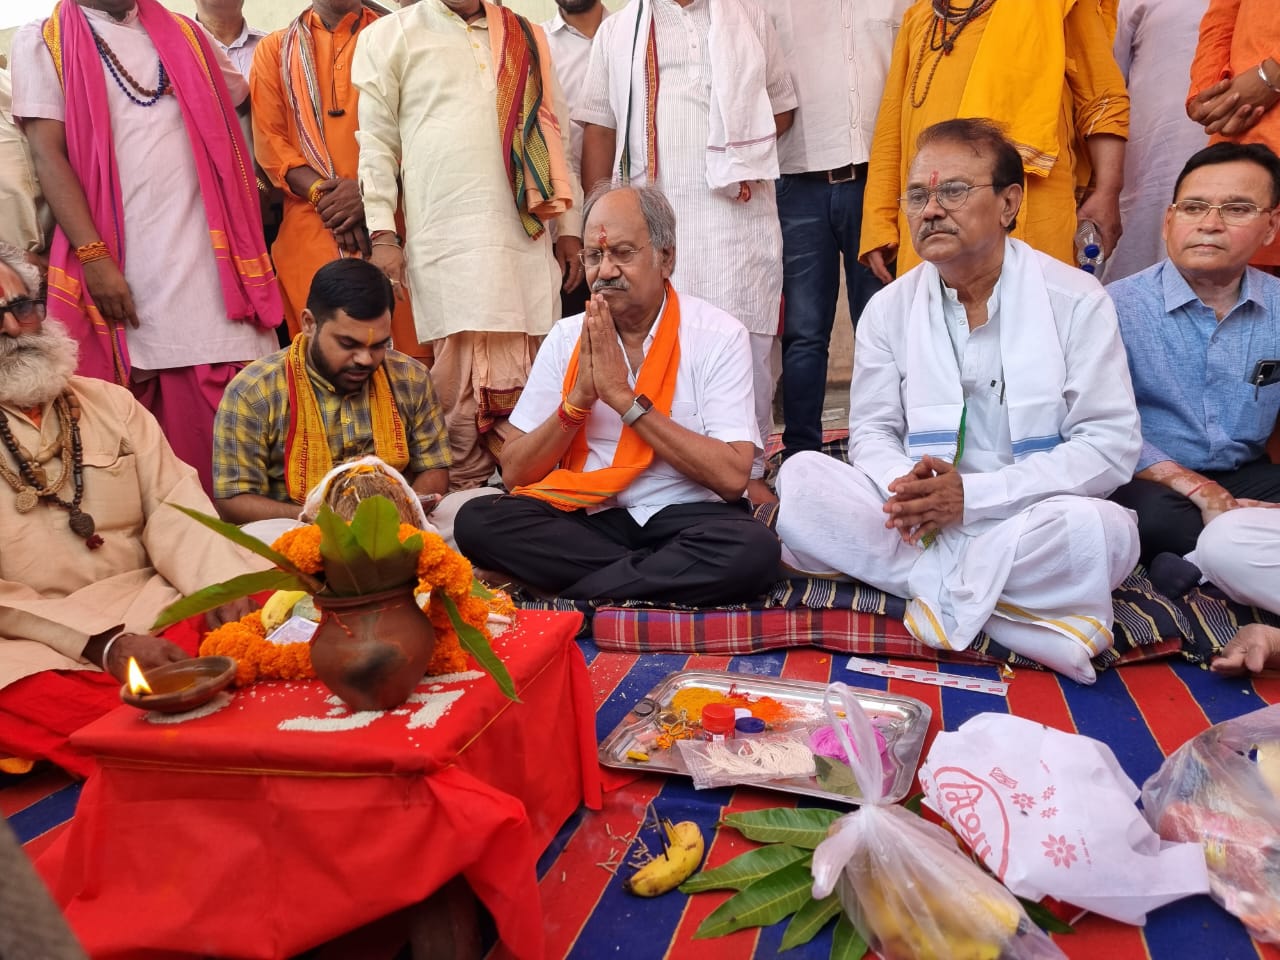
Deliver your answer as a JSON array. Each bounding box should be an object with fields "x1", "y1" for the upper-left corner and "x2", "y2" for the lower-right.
[
  {"x1": 813, "y1": 756, "x2": 860, "y2": 799},
  {"x1": 693, "y1": 860, "x2": 814, "y2": 940},
  {"x1": 165, "y1": 503, "x2": 322, "y2": 592},
  {"x1": 1017, "y1": 897, "x2": 1075, "y2": 935},
  {"x1": 471, "y1": 578, "x2": 496, "y2": 600},
  {"x1": 151, "y1": 569, "x2": 306, "y2": 630},
  {"x1": 315, "y1": 504, "x2": 376, "y2": 595},
  {"x1": 679, "y1": 844, "x2": 811, "y2": 894},
  {"x1": 779, "y1": 893, "x2": 842, "y2": 952},
  {"x1": 347, "y1": 496, "x2": 420, "y2": 589},
  {"x1": 440, "y1": 594, "x2": 519, "y2": 702},
  {"x1": 721, "y1": 808, "x2": 841, "y2": 849},
  {"x1": 829, "y1": 914, "x2": 869, "y2": 960}
]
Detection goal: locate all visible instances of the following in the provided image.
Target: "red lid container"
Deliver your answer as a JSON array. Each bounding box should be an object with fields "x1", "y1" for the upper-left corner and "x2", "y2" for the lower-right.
[{"x1": 701, "y1": 703, "x2": 737, "y2": 736}]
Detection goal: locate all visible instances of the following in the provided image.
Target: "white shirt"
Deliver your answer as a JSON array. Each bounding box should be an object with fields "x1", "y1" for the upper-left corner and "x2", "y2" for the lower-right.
[
  {"x1": 849, "y1": 254, "x2": 1141, "y2": 527},
  {"x1": 509, "y1": 292, "x2": 762, "y2": 524},
  {"x1": 771, "y1": 0, "x2": 910, "y2": 173},
  {"x1": 940, "y1": 278, "x2": 1013, "y2": 478},
  {"x1": 11, "y1": 8, "x2": 277, "y2": 371},
  {"x1": 541, "y1": 9, "x2": 608, "y2": 179},
  {"x1": 200, "y1": 17, "x2": 268, "y2": 78},
  {"x1": 353, "y1": 0, "x2": 583, "y2": 343}
]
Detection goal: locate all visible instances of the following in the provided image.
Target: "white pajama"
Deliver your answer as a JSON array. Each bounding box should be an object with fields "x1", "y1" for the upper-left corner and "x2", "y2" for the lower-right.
[
  {"x1": 777, "y1": 453, "x2": 1139, "y2": 684},
  {"x1": 1195, "y1": 508, "x2": 1280, "y2": 615}
]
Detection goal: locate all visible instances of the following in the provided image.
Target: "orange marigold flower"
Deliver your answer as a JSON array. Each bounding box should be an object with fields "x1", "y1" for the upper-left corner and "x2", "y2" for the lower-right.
[
  {"x1": 200, "y1": 612, "x2": 315, "y2": 687},
  {"x1": 426, "y1": 630, "x2": 469, "y2": 676},
  {"x1": 272, "y1": 525, "x2": 324, "y2": 574}
]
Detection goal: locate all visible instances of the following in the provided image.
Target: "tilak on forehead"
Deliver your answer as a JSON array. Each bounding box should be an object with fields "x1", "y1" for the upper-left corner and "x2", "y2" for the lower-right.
[
  {"x1": 929, "y1": 170, "x2": 939, "y2": 189},
  {"x1": 596, "y1": 226, "x2": 609, "y2": 247}
]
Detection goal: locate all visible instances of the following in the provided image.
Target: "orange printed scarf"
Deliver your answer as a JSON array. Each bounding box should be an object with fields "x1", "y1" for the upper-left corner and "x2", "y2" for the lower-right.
[
  {"x1": 515, "y1": 287, "x2": 681, "y2": 511},
  {"x1": 283, "y1": 334, "x2": 409, "y2": 503}
]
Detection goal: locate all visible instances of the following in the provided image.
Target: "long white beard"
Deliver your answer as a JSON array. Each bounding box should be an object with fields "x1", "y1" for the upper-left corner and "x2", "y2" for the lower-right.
[{"x1": 0, "y1": 320, "x2": 80, "y2": 407}]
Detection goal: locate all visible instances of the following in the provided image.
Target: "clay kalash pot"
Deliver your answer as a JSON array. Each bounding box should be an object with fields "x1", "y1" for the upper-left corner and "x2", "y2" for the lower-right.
[{"x1": 309, "y1": 584, "x2": 436, "y2": 711}]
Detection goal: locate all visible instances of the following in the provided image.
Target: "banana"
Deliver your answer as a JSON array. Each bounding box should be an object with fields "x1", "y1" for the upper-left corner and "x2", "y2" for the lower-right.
[
  {"x1": 261, "y1": 590, "x2": 309, "y2": 633},
  {"x1": 625, "y1": 820, "x2": 705, "y2": 897}
]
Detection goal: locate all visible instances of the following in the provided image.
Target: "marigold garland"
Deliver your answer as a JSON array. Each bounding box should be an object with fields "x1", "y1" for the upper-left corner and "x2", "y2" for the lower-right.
[{"x1": 198, "y1": 523, "x2": 504, "y2": 688}]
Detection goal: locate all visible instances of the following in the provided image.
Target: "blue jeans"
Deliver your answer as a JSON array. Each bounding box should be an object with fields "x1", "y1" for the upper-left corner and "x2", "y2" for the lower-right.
[{"x1": 777, "y1": 172, "x2": 883, "y2": 457}]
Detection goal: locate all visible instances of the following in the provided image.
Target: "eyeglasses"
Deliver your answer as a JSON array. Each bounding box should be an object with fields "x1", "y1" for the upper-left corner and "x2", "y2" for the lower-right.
[
  {"x1": 899, "y1": 181, "x2": 994, "y2": 214},
  {"x1": 578, "y1": 244, "x2": 650, "y2": 268},
  {"x1": 1170, "y1": 199, "x2": 1274, "y2": 226},
  {"x1": 0, "y1": 297, "x2": 46, "y2": 325}
]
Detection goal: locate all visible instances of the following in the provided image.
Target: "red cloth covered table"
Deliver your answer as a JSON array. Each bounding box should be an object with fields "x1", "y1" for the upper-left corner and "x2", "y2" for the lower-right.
[{"x1": 36, "y1": 610, "x2": 602, "y2": 960}]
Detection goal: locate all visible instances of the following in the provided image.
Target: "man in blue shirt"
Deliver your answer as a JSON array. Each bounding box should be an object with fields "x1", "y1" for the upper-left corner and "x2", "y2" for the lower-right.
[{"x1": 1107, "y1": 141, "x2": 1280, "y2": 577}]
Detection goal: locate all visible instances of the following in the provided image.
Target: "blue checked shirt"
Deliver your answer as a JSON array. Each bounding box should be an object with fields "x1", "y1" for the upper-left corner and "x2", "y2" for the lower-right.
[
  {"x1": 213, "y1": 347, "x2": 451, "y2": 501},
  {"x1": 1107, "y1": 261, "x2": 1280, "y2": 473}
]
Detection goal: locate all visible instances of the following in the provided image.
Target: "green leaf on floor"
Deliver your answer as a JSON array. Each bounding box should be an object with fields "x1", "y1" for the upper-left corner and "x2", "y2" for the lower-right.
[
  {"x1": 721, "y1": 807, "x2": 841, "y2": 849},
  {"x1": 829, "y1": 914, "x2": 869, "y2": 960},
  {"x1": 1017, "y1": 896, "x2": 1075, "y2": 934},
  {"x1": 779, "y1": 893, "x2": 841, "y2": 951},
  {"x1": 679, "y1": 844, "x2": 811, "y2": 893},
  {"x1": 903, "y1": 791, "x2": 925, "y2": 816},
  {"x1": 813, "y1": 756, "x2": 860, "y2": 798},
  {"x1": 692, "y1": 860, "x2": 815, "y2": 939}
]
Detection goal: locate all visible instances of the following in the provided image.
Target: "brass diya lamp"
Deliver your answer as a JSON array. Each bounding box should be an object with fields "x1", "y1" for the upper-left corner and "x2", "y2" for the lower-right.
[{"x1": 120, "y1": 656, "x2": 237, "y2": 713}]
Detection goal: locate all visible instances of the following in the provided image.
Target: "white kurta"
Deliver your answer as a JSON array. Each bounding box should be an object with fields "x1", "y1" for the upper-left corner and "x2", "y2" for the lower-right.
[
  {"x1": 1195, "y1": 508, "x2": 1280, "y2": 615},
  {"x1": 574, "y1": 0, "x2": 796, "y2": 337},
  {"x1": 776, "y1": 250, "x2": 1144, "y2": 684},
  {"x1": 0, "y1": 69, "x2": 43, "y2": 253},
  {"x1": 1105, "y1": 0, "x2": 1209, "y2": 282},
  {"x1": 10, "y1": 9, "x2": 278, "y2": 371},
  {"x1": 352, "y1": 0, "x2": 583, "y2": 344}
]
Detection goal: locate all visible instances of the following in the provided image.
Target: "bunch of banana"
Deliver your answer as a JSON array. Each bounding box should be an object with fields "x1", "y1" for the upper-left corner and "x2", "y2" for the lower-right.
[
  {"x1": 261, "y1": 590, "x2": 310, "y2": 633},
  {"x1": 625, "y1": 820, "x2": 705, "y2": 897},
  {"x1": 852, "y1": 872, "x2": 1023, "y2": 960}
]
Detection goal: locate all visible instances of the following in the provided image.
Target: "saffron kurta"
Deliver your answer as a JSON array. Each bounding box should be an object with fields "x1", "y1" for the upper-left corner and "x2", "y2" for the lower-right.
[
  {"x1": 1188, "y1": 0, "x2": 1280, "y2": 267},
  {"x1": 859, "y1": 0, "x2": 1129, "y2": 274},
  {"x1": 351, "y1": 0, "x2": 582, "y2": 345},
  {"x1": 0, "y1": 377, "x2": 261, "y2": 693},
  {"x1": 251, "y1": 7, "x2": 425, "y2": 356}
]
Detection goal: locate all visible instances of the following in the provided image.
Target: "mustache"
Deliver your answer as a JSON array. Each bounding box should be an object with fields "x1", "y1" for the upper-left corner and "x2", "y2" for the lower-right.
[
  {"x1": 592, "y1": 277, "x2": 629, "y2": 293},
  {"x1": 917, "y1": 221, "x2": 957, "y2": 239}
]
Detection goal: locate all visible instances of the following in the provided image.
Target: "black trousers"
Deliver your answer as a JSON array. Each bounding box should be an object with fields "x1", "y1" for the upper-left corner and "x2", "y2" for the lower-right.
[
  {"x1": 454, "y1": 495, "x2": 781, "y2": 605},
  {"x1": 1110, "y1": 458, "x2": 1280, "y2": 564}
]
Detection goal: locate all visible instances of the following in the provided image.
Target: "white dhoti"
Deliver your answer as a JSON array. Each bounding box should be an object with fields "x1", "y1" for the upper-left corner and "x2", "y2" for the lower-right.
[
  {"x1": 1195, "y1": 508, "x2": 1280, "y2": 616},
  {"x1": 776, "y1": 452, "x2": 1140, "y2": 684}
]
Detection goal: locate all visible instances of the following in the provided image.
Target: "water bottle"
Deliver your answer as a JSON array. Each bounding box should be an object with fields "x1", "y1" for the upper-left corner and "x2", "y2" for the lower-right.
[{"x1": 1074, "y1": 220, "x2": 1105, "y2": 276}]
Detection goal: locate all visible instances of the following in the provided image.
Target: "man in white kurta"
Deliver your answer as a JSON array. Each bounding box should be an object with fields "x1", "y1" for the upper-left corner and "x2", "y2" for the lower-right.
[
  {"x1": 776, "y1": 121, "x2": 1142, "y2": 684},
  {"x1": 0, "y1": 69, "x2": 44, "y2": 254},
  {"x1": 1202, "y1": 508, "x2": 1280, "y2": 674},
  {"x1": 575, "y1": 0, "x2": 797, "y2": 496},
  {"x1": 1106, "y1": 0, "x2": 1209, "y2": 281},
  {"x1": 353, "y1": 0, "x2": 584, "y2": 490}
]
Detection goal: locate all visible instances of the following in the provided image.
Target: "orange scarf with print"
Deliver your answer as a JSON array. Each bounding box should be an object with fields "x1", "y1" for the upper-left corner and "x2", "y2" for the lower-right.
[{"x1": 515, "y1": 287, "x2": 681, "y2": 510}]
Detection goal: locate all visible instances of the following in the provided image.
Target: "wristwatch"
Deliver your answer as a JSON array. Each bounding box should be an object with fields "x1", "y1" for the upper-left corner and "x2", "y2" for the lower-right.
[{"x1": 620, "y1": 394, "x2": 653, "y2": 427}]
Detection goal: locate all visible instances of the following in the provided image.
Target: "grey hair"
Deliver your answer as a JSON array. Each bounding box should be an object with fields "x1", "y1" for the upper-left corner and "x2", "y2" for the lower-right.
[
  {"x1": 0, "y1": 243, "x2": 40, "y2": 297},
  {"x1": 581, "y1": 181, "x2": 678, "y2": 252}
]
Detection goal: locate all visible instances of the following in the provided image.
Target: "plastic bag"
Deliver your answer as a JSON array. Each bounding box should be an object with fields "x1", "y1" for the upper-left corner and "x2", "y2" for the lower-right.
[
  {"x1": 810, "y1": 682, "x2": 1064, "y2": 960},
  {"x1": 676, "y1": 734, "x2": 816, "y2": 789},
  {"x1": 1141, "y1": 703, "x2": 1280, "y2": 942}
]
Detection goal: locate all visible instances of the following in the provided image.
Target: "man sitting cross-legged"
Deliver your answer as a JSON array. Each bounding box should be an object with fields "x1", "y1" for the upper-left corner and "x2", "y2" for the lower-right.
[
  {"x1": 213, "y1": 258, "x2": 451, "y2": 525},
  {"x1": 0, "y1": 242, "x2": 258, "y2": 777},
  {"x1": 454, "y1": 184, "x2": 780, "y2": 605},
  {"x1": 1107, "y1": 142, "x2": 1280, "y2": 592},
  {"x1": 775, "y1": 119, "x2": 1143, "y2": 684}
]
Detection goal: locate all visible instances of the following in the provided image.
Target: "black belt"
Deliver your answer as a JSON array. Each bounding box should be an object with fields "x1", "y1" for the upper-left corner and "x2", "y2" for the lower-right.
[{"x1": 792, "y1": 162, "x2": 867, "y2": 184}]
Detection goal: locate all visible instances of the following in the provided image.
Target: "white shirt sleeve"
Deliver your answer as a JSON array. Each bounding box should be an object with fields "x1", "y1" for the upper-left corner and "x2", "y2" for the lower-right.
[
  {"x1": 9, "y1": 22, "x2": 66, "y2": 123},
  {"x1": 847, "y1": 299, "x2": 916, "y2": 497},
  {"x1": 572, "y1": 19, "x2": 617, "y2": 129},
  {"x1": 352, "y1": 19, "x2": 406, "y2": 235},
  {"x1": 692, "y1": 320, "x2": 761, "y2": 448}
]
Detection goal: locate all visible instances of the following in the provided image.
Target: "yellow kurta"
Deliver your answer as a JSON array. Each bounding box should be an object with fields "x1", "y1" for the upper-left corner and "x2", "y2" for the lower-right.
[
  {"x1": 860, "y1": 0, "x2": 1128, "y2": 274},
  {"x1": 0, "y1": 377, "x2": 262, "y2": 691}
]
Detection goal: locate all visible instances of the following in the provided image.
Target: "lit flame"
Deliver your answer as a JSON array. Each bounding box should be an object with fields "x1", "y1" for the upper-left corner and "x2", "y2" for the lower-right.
[{"x1": 126, "y1": 657, "x2": 153, "y2": 696}]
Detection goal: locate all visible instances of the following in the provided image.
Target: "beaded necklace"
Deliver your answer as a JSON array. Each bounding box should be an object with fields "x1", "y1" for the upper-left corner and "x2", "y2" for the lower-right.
[
  {"x1": 908, "y1": 0, "x2": 997, "y2": 108},
  {"x1": 0, "y1": 394, "x2": 104, "y2": 550},
  {"x1": 92, "y1": 27, "x2": 172, "y2": 107}
]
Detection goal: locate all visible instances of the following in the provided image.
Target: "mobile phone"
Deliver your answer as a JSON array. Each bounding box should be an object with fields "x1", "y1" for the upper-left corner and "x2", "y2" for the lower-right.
[
  {"x1": 418, "y1": 493, "x2": 443, "y2": 517},
  {"x1": 1249, "y1": 359, "x2": 1280, "y2": 389}
]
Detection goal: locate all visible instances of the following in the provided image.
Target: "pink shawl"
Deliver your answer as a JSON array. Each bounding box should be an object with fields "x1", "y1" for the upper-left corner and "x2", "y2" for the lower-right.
[{"x1": 42, "y1": 0, "x2": 282, "y2": 384}]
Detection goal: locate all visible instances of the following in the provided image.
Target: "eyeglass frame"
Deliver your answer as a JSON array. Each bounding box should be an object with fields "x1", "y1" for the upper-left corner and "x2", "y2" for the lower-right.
[
  {"x1": 1168, "y1": 199, "x2": 1276, "y2": 226},
  {"x1": 577, "y1": 243, "x2": 651, "y2": 269},
  {"x1": 898, "y1": 181, "x2": 997, "y2": 214},
  {"x1": 0, "y1": 296, "x2": 47, "y2": 326}
]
